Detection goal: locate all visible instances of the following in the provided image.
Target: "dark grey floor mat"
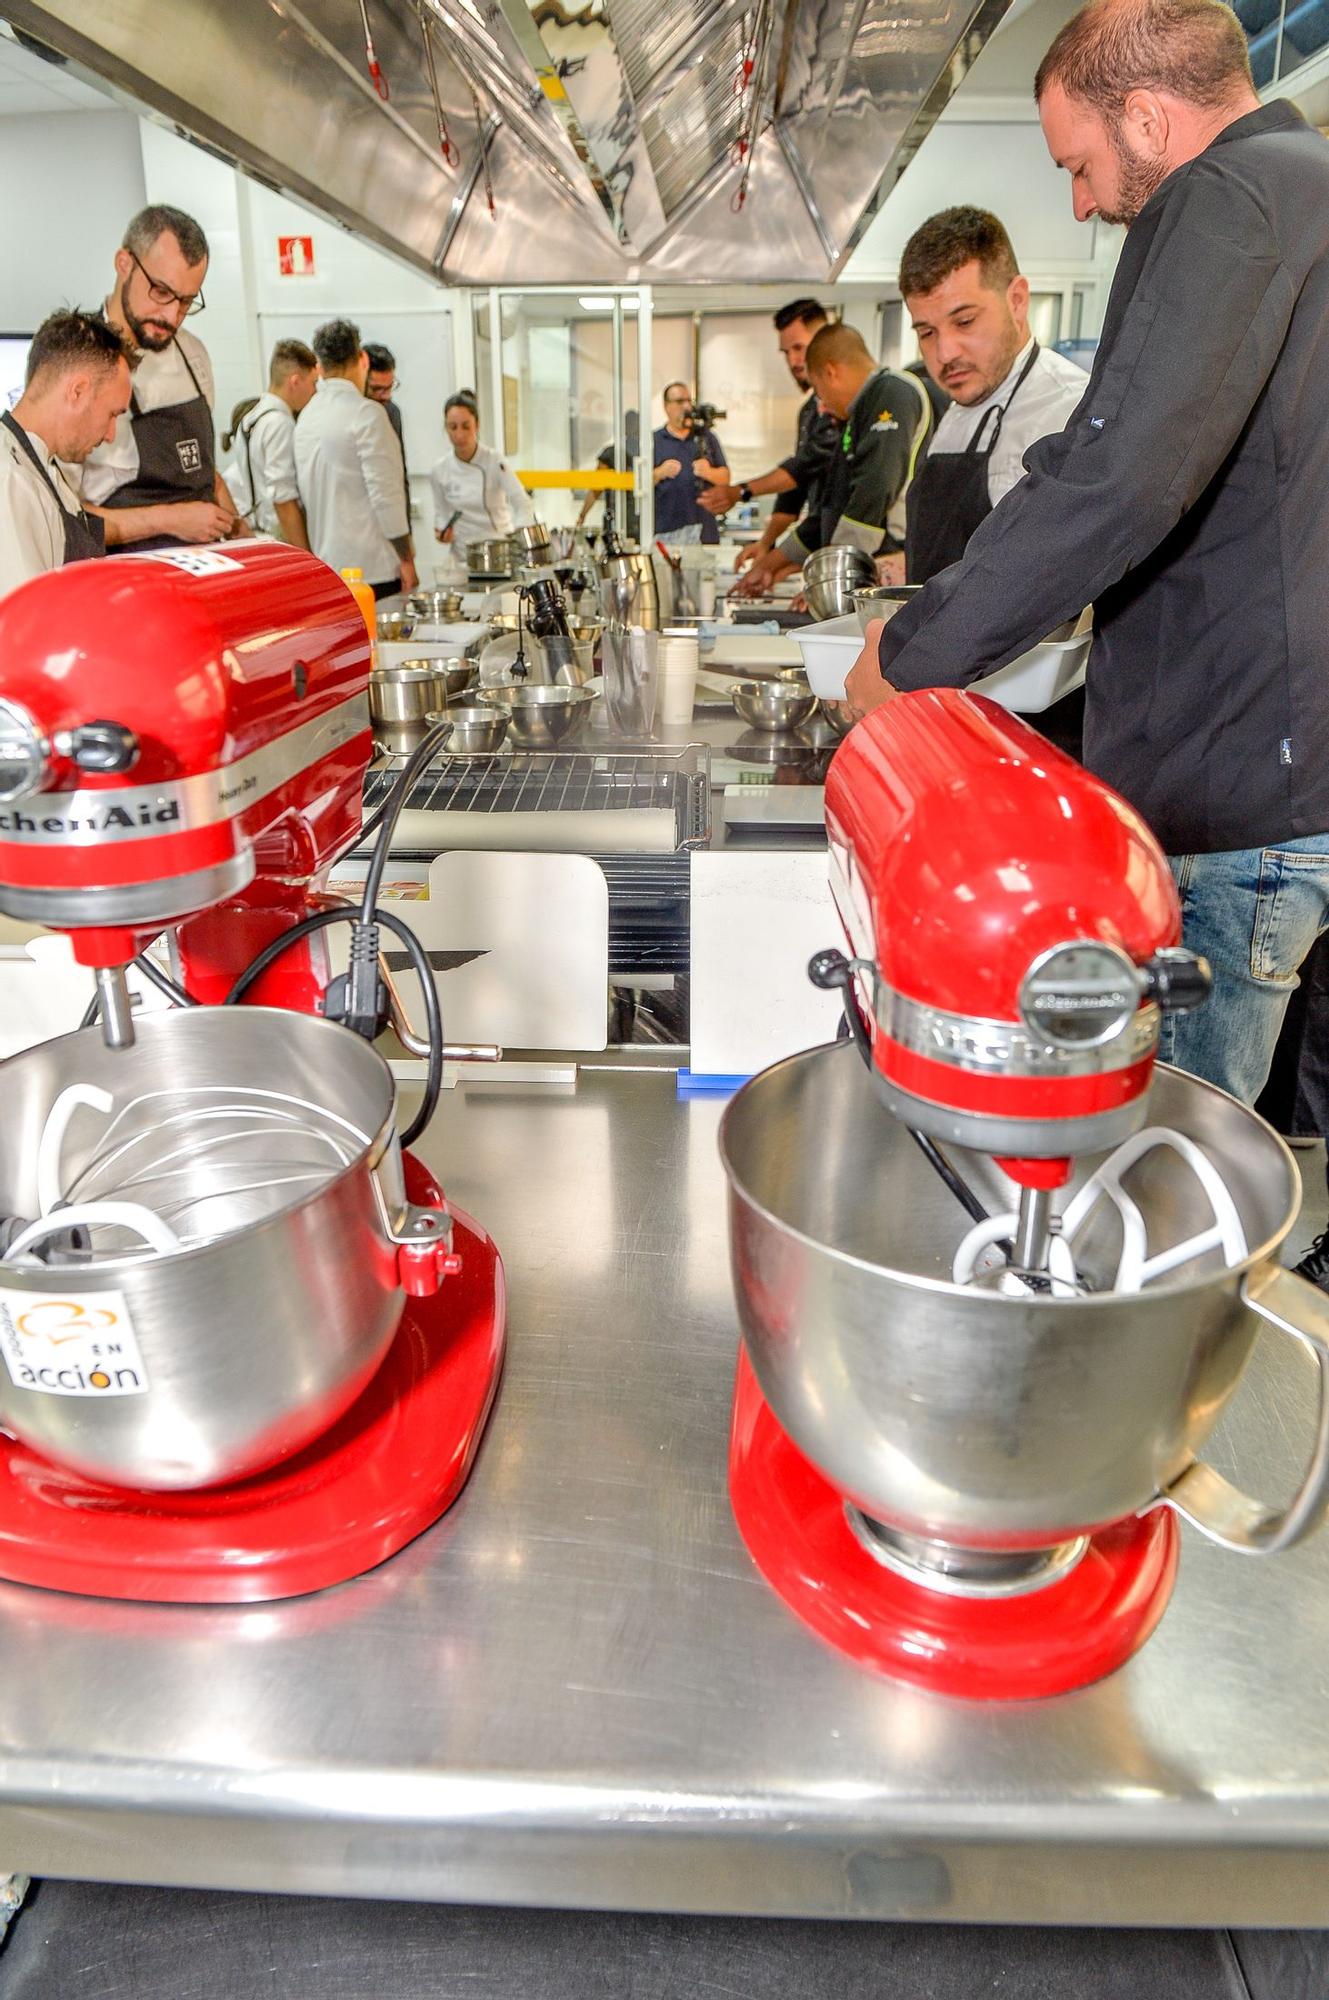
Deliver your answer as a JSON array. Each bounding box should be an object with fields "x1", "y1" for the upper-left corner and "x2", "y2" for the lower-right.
[{"x1": 0, "y1": 1879, "x2": 1290, "y2": 2000}]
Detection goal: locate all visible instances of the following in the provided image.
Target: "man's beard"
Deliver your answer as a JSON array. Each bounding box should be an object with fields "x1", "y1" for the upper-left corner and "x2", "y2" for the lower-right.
[
  {"x1": 121, "y1": 290, "x2": 176, "y2": 352},
  {"x1": 1098, "y1": 128, "x2": 1168, "y2": 226}
]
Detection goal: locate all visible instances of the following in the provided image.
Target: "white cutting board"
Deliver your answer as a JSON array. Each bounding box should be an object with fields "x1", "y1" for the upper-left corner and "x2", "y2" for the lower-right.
[
  {"x1": 689, "y1": 851, "x2": 842, "y2": 1077},
  {"x1": 401, "y1": 851, "x2": 609, "y2": 1051}
]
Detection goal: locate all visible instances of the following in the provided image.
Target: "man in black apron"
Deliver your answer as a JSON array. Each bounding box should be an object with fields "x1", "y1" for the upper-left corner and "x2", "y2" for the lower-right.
[
  {"x1": 0, "y1": 309, "x2": 133, "y2": 597},
  {"x1": 896, "y1": 207, "x2": 1089, "y2": 752},
  {"x1": 82, "y1": 203, "x2": 243, "y2": 552}
]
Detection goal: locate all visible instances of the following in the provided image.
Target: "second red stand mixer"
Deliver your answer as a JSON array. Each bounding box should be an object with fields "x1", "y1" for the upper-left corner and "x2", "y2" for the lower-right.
[
  {"x1": 0, "y1": 543, "x2": 504, "y2": 1602},
  {"x1": 721, "y1": 689, "x2": 1329, "y2": 1698}
]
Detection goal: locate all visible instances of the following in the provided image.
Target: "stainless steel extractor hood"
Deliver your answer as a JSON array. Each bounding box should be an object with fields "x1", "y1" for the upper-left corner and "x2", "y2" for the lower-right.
[{"x1": 2, "y1": 0, "x2": 1012, "y2": 282}]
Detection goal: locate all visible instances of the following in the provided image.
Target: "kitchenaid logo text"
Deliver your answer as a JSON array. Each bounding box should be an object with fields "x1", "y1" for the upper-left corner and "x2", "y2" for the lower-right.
[
  {"x1": 0, "y1": 800, "x2": 181, "y2": 838},
  {"x1": 0, "y1": 696, "x2": 368, "y2": 847},
  {"x1": 0, "y1": 1290, "x2": 150, "y2": 1397}
]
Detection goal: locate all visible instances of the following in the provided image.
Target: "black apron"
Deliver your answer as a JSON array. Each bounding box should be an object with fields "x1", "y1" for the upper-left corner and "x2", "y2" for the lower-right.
[
  {"x1": 905, "y1": 342, "x2": 1041, "y2": 586},
  {"x1": 101, "y1": 339, "x2": 215, "y2": 551},
  {"x1": 1, "y1": 410, "x2": 105, "y2": 564}
]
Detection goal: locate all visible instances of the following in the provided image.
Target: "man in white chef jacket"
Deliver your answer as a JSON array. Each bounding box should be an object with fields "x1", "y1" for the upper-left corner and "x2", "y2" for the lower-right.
[
  {"x1": 0, "y1": 309, "x2": 135, "y2": 596},
  {"x1": 897, "y1": 207, "x2": 1088, "y2": 586},
  {"x1": 296, "y1": 319, "x2": 417, "y2": 600},
  {"x1": 224, "y1": 338, "x2": 318, "y2": 547},
  {"x1": 83, "y1": 203, "x2": 243, "y2": 550}
]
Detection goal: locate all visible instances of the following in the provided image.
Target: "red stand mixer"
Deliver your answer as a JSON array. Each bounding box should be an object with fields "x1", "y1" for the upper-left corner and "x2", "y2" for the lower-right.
[
  {"x1": 721, "y1": 689, "x2": 1329, "y2": 1698},
  {"x1": 0, "y1": 543, "x2": 504, "y2": 1602}
]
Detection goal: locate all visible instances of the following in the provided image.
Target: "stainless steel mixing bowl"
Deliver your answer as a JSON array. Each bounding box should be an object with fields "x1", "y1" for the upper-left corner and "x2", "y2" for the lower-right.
[
  {"x1": 480, "y1": 683, "x2": 598, "y2": 747},
  {"x1": 0, "y1": 1008, "x2": 420, "y2": 1490},
  {"x1": 406, "y1": 587, "x2": 463, "y2": 621},
  {"x1": 802, "y1": 545, "x2": 875, "y2": 620},
  {"x1": 731, "y1": 678, "x2": 819, "y2": 732},
  {"x1": 445, "y1": 704, "x2": 510, "y2": 755},
  {"x1": 852, "y1": 583, "x2": 920, "y2": 634},
  {"x1": 720, "y1": 1042, "x2": 1329, "y2": 1557}
]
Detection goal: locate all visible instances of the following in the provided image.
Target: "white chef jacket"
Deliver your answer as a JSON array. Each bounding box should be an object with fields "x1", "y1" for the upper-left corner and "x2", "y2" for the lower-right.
[
  {"x1": 430, "y1": 442, "x2": 532, "y2": 550},
  {"x1": 0, "y1": 420, "x2": 86, "y2": 597},
  {"x1": 82, "y1": 324, "x2": 215, "y2": 505},
  {"x1": 295, "y1": 377, "x2": 409, "y2": 587},
  {"x1": 223, "y1": 392, "x2": 300, "y2": 539},
  {"x1": 927, "y1": 338, "x2": 1086, "y2": 504}
]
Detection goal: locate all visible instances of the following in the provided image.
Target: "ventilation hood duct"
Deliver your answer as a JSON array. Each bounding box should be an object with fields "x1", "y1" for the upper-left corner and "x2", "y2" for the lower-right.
[{"x1": 4, "y1": 0, "x2": 1012, "y2": 283}]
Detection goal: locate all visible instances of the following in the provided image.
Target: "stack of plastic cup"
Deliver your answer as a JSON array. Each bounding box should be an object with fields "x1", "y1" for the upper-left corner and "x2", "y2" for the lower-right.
[{"x1": 656, "y1": 627, "x2": 700, "y2": 727}]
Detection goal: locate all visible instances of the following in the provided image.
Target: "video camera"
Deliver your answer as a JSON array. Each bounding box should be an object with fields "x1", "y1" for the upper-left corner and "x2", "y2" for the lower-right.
[{"x1": 685, "y1": 401, "x2": 726, "y2": 438}]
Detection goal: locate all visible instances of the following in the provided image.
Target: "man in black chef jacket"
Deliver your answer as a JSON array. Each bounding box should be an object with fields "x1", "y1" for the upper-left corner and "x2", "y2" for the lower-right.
[
  {"x1": 84, "y1": 204, "x2": 243, "y2": 550},
  {"x1": 702, "y1": 298, "x2": 841, "y2": 592},
  {"x1": 844, "y1": 0, "x2": 1329, "y2": 1125}
]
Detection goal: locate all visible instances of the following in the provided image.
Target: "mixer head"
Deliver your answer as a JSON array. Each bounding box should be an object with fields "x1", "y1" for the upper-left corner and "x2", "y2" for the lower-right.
[
  {"x1": 823, "y1": 690, "x2": 1210, "y2": 1172},
  {"x1": 0, "y1": 544, "x2": 372, "y2": 1033}
]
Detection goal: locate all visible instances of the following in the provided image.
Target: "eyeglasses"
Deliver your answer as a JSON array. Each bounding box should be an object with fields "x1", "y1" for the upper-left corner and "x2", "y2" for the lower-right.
[
  {"x1": 126, "y1": 248, "x2": 206, "y2": 317},
  {"x1": 664, "y1": 393, "x2": 690, "y2": 406}
]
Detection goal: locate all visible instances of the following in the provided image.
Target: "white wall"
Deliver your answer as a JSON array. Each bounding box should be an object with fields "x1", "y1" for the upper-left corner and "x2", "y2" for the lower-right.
[
  {"x1": 845, "y1": 117, "x2": 1092, "y2": 278},
  {"x1": 0, "y1": 110, "x2": 144, "y2": 329},
  {"x1": 238, "y1": 178, "x2": 456, "y2": 542}
]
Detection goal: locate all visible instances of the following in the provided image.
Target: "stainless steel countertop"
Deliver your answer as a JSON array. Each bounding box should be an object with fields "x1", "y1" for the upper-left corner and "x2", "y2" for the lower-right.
[{"x1": 2, "y1": 1069, "x2": 1328, "y2": 1923}]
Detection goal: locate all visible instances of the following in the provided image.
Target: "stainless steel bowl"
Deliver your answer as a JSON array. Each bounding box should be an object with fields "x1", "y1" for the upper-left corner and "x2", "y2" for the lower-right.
[
  {"x1": 852, "y1": 583, "x2": 921, "y2": 635},
  {"x1": 480, "y1": 683, "x2": 599, "y2": 748},
  {"x1": 467, "y1": 537, "x2": 513, "y2": 579},
  {"x1": 376, "y1": 611, "x2": 415, "y2": 642},
  {"x1": 369, "y1": 660, "x2": 475, "y2": 729},
  {"x1": 0, "y1": 1008, "x2": 430, "y2": 1490},
  {"x1": 445, "y1": 705, "x2": 510, "y2": 755},
  {"x1": 720, "y1": 1044, "x2": 1329, "y2": 1557},
  {"x1": 406, "y1": 588, "x2": 463, "y2": 621},
  {"x1": 802, "y1": 545, "x2": 876, "y2": 621},
  {"x1": 511, "y1": 522, "x2": 551, "y2": 560},
  {"x1": 731, "y1": 678, "x2": 819, "y2": 732},
  {"x1": 373, "y1": 716, "x2": 453, "y2": 759}
]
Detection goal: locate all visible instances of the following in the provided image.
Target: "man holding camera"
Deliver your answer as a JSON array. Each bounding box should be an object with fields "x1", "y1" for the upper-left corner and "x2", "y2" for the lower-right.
[{"x1": 653, "y1": 383, "x2": 729, "y2": 545}]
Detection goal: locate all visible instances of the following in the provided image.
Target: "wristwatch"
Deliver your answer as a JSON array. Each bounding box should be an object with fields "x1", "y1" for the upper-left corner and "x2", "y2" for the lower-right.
[{"x1": 739, "y1": 483, "x2": 753, "y2": 504}]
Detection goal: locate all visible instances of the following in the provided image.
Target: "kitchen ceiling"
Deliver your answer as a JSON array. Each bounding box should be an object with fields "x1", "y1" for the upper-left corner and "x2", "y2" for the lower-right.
[{"x1": 0, "y1": 0, "x2": 1013, "y2": 282}]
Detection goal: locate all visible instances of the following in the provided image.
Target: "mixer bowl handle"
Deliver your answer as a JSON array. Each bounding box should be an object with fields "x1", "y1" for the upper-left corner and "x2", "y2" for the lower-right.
[{"x1": 1157, "y1": 1264, "x2": 1329, "y2": 1556}]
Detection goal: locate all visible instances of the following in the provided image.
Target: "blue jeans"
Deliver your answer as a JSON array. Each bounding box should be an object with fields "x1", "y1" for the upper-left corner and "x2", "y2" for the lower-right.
[{"x1": 1159, "y1": 835, "x2": 1329, "y2": 1106}]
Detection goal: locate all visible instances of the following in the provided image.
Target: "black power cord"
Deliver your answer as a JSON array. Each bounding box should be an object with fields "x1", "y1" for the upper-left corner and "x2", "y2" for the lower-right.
[{"x1": 224, "y1": 903, "x2": 443, "y2": 1148}]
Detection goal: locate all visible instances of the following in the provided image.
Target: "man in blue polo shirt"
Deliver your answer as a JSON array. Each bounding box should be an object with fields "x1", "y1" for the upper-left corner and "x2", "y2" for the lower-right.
[{"x1": 652, "y1": 384, "x2": 729, "y2": 545}]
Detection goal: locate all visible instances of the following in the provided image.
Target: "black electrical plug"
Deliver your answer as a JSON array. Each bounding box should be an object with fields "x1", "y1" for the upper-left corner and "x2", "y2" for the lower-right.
[{"x1": 322, "y1": 918, "x2": 390, "y2": 1042}]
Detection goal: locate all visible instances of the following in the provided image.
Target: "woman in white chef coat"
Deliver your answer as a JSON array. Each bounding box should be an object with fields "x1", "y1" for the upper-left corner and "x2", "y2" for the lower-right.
[{"x1": 430, "y1": 391, "x2": 532, "y2": 555}]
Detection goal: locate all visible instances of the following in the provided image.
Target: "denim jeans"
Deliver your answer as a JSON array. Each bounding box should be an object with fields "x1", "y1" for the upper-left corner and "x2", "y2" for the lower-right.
[{"x1": 1158, "y1": 834, "x2": 1329, "y2": 1106}]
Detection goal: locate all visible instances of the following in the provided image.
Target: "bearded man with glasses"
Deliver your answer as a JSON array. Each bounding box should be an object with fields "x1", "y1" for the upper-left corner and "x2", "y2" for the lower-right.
[{"x1": 84, "y1": 203, "x2": 246, "y2": 551}]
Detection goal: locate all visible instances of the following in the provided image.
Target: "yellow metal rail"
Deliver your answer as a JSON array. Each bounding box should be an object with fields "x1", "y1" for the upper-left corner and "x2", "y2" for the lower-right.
[{"x1": 516, "y1": 469, "x2": 635, "y2": 491}]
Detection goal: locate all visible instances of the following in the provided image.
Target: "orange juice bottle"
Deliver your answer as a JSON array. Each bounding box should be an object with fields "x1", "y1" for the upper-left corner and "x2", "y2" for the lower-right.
[{"x1": 340, "y1": 567, "x2": 377, "y2": 660}]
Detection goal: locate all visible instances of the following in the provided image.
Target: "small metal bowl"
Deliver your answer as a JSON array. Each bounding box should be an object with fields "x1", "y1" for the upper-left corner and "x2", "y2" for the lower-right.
[
  {"x1": 852, "y1": 583, "x2": 920, "y2": 635},
  {"x1": 376, "y1": 611, "x2": 415, "y2": 642},
  {"x1": 731, "y1": 678, "x2": 819, "y2": 732},
  {"x1": 802, "y1": 545, "x2": 876, "y2": 621},
  {"x1": 395, "y1": 657, "x2": 477, "y2": 702},
  {"x1": 407, "y1": 588, "x2": 464, "y2": 621},
  {"x1": 480, "y1": 683, "x2": 599, "y2": 748},
  {"x1": 444, "y1": 705, "x2": 510, "y2": 756}
]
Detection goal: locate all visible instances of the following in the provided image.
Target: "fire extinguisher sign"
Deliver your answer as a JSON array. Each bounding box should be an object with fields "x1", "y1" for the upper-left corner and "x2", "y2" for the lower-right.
[{"x1": 278, "y1": 235, "x2": 316, "y2": 277}]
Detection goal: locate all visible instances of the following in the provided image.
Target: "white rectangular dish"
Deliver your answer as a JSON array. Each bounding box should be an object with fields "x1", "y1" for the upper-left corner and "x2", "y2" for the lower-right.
[{"x1": 795, "y1": 615, "x2": 1091, "y2": 714}]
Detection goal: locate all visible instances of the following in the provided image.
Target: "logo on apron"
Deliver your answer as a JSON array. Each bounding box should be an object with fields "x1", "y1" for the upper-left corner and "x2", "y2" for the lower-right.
[{"x1": 176, "y1": 437, "x2": 202, "y2": 473}]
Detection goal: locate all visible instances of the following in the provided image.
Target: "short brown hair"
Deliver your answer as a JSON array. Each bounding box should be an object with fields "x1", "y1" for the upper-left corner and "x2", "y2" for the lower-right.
[
  {"x1": 269, "y1": 337, "x2": 316, "y2": 386},
  {"x1": 805, "y1": 323, "x2": 871, "y2": 374},
  {"x1": 899, "y1": 208, "x2": 1019, "y2": 301},
  {"x1": 1034, "y1": 0, "x2": 1253, "y2": 115},
  {"x1": 25, "y1": 308, "x2": 135, "y2": 388}
]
